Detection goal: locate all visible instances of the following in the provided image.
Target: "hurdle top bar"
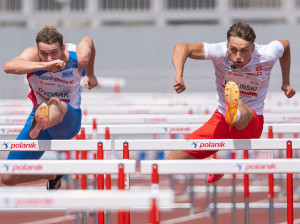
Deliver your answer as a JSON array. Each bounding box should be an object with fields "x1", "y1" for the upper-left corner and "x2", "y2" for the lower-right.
[
  {"x1": 0, "y1": 140, "x2": 111, "y2": 151},
  {"x1": 1, "y1": 123, "x2": 299, "y2": 136},
  {"x1": 1, "y1": 113, "x2": 300, "y2": 125},
  {"x1": 2, "y1": 104, "x2": 300, "y2": 115},
  {"x1": 140, "y1": 159, "x2": 300, "y2": 174},
  {"x1": 114, "y1": 139, "x2": 300, "y2": 151},
  {"x1": 0, "y1": 160, "x2": 135, "y2": 174},
  {"x1": 0, "y1": 190, "x2": 174, "y2": 210}
]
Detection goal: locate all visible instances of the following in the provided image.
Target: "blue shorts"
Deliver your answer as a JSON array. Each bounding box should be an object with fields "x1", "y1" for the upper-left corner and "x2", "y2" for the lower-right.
[{"x1": 7, "y1": 103, "x2": 82, "y2": 160}]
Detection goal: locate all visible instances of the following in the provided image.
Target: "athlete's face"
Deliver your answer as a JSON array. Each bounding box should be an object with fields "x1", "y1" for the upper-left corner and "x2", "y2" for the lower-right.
[
  {"x1": 38, "y1": 42, "x2": 64, "y2": 62},
  {"x1": 227, "y1": 36, "x2": 254, "y2": 68}
]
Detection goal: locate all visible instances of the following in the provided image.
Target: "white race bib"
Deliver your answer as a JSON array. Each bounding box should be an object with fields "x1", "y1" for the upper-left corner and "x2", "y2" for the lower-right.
[{"x1": 223, "y1": 71, "x2": 262, "y2": 100}]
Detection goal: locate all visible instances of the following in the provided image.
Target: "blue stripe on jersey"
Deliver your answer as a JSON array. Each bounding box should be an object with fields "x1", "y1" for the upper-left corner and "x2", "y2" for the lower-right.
[
  {"x1": 69, "y1": 51, "x2": 77, "y2": 60},
  {"x1": 68, "y1": 49, "x2": 86, "y2": 76},
  {"x1": 31, "y1": 70, "x2": 48, "y2": 76},
  {"x1": 66, "y1": 51, "x2": 78, "y2": 69}
]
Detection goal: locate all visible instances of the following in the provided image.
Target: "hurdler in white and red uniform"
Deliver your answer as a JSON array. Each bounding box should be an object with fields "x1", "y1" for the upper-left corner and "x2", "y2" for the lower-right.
[
  {"x1": 169, "y1": 22, "x2": 295, "y2": 184},
  {"x1": 185, "y1": 40, "x2": 284, "y2": 159}
]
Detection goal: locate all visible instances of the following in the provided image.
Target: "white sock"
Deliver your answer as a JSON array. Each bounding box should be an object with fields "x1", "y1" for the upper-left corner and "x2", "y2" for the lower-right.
[{"x1": 235, "y1": 109, "x2": 241, "y2": 122}]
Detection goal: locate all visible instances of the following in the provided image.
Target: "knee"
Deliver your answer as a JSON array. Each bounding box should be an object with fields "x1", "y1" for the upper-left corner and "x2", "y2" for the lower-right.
[
  {"x1": 1, "y1": 174, "x2": 18, "y2": 186},
  {"x1": 48, "y1": 97, "x2": 62, "y2": 108},
  {"x1": 48, "y1": 97, "x2": 67, "y2": 122}
]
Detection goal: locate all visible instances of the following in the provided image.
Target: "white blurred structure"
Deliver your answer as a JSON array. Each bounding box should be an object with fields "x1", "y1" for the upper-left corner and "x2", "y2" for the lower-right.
[
  {"x1": 0, "y1": 0, "x2": 300, "y2": 27},
  {"x1": 1, "y1": 0, "x2": 300, "y2": 98}
]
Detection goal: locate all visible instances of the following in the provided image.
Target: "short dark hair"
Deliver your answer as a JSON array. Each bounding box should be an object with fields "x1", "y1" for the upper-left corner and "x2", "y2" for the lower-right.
[
  {"x1": 36, "y1": 26, "x2": 64, "y2": 49},
  {"x1": 227, "y1": 22, "x2": 256, "y2": 44}
]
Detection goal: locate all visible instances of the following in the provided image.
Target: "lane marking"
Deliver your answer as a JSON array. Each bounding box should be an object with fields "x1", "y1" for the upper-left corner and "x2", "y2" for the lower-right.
[
  {"x1": 160, "y1": 209, "x2": 230, "y2": 224},
  {"x1": 20, "y1": 215, "x2": 76, "y2": 224}
]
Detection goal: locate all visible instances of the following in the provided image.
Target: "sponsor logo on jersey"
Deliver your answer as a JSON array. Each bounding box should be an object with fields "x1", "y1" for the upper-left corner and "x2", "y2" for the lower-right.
[
  {"x1": 62, "y1": 69, "x2": 74, "y2": 78},
  {"x1": 38, "y1": 88, "x2": 70, "y2": 98},
  {"x1": 255, "y1": 66, "x2": 262, "y2": 71},
  {"x1": 39, "y1": 76, "x2": 54, "y2": 81}
]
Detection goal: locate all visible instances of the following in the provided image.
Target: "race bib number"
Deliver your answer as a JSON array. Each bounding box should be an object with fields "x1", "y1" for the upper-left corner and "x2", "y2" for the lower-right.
[{"x1": 223, "y1": 71, "x2": 262, "y2": 99}]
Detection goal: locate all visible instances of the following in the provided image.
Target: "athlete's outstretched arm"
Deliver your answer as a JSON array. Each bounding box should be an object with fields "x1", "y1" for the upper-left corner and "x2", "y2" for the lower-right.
[
  {"x1": 172, "y1": 43, "x2": 205, "y2": 93},
  {"x1": 278, "y1": 39, "x2": 296, "y2": 98},
  {"x1": 77, "y1": 36, "x2": 98, "y2": 90},
  {"x1": 3, "y1": 47, "x2": 65, "y2": 75}
]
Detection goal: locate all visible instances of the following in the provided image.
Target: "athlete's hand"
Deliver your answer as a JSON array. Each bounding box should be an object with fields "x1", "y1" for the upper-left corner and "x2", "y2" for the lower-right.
[
  {"x1": 174, "y1": 76, "x2": 186, "y2": 93},
  {"x1": 84, "y1": 73, "x2": 99, "y2": 90},
  {"x1": 44, "y1": 59, "x2": 66, "y2": 72},
  {"x1": 281, "y1": 84, "x2": 296, "y2": 98}
]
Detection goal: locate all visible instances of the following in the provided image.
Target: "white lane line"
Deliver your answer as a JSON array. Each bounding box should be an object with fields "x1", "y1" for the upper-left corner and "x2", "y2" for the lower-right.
[
  {"x1": 161, "y1": 196, "x2": 269, "y2": 224},
  {"x1": 278, "y1": 218, "x2": 300, "y2": 224},
  {"x1": 20, "y1": 215, "x2": 76, "y2": 224},
  {"x1": 160, "y1": 209, "x2": 230, "y2": 224}
]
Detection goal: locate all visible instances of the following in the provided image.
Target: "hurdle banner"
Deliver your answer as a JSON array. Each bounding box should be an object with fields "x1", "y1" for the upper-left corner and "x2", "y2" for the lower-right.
[
  {"x1": 114, "y1": 139, "x2": 300, "y2": 151},
  {"x1": 0, "y1": 160, "x2": 135, "y2": 174},
  {"x1": 0, "y1": 190, "x2": 174, "y2": 210},
  {"x1": 2, "y1": 104, "x2": 300, "y2": 116},
  {"x1": 1, "y1": 123, "x2": 300, "y2": 136},
  {"x1": 1, "y1": 113, "x2": 300, "y2": 125},
  {"x1": 0, "y1": 140, "x2": 111, "y2": 151},
  {"x1": 140, "y1": 159, "x2": 300, "y2": 174}
]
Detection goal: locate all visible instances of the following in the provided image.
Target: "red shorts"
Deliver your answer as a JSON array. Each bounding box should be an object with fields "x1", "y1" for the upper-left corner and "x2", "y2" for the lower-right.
[{"x1": 184, "y1": 109, "x2": 264, "y2": 159}]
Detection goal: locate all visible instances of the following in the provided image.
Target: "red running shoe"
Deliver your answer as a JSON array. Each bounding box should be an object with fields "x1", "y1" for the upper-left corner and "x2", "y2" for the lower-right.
[{"x1": 207, "y1": 173, "x2": 224, "y2": 184}]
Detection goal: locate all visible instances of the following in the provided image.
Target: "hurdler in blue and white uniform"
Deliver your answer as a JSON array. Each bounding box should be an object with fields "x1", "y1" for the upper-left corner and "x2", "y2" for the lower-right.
[
  {"x1": 23, "y1": 43, "x2": 82, "y2": 146},
  {"x1": 1, "y1": 26, "x2": 98, "y2": 189}
]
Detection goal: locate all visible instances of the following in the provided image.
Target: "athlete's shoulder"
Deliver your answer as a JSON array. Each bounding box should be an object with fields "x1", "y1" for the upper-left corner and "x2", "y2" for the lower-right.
[
  {"x1": 204, "y1": 41, "x2": 227, "y2": 60},
  {"x1": 255, "y1": 41, "x2": 284, "y2": 53},
  {"x1": 65, "y1": 43, "x2": 77, "y2": 52},
  {"x1": 20, "y1": 46, "x2": 40, "y2": 61},
  {"x1": 255, "y1": 41, "x2": 284, "y2": 61}
]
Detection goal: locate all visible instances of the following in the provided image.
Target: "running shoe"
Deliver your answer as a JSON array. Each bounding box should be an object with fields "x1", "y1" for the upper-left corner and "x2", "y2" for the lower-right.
[
  {"x1": 224, "y1": 81, "x2": 239, "y2": 125},
  {"x1": 207, "y1": 173, "x2": 224, "y2": 184},
  {"x1": 47, "y1": 175, "x2": 63, "y2": 190},
  {"x1": 29, "y1": 103, "x2": 49, "y2": 139}
]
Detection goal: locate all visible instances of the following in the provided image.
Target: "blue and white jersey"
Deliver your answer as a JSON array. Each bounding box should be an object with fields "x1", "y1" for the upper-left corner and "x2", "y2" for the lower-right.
[{"x1": 27, "y1": 43, "x2": 82, "y2": 109}]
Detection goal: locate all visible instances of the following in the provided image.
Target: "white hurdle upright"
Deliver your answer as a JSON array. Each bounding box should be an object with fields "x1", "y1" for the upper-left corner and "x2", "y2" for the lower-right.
[{"x1": 115, "y1": 138, "x2": 300, "y2": 224}]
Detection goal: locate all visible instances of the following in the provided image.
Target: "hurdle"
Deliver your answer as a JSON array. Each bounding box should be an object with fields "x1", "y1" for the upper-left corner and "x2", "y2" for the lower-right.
[
  {"x1": 140, "y1": 159, "x2": 300, "y2": 223},
  {"x1": 0, "y1": 139, "x2": 111, "y2": 151},
  {"x1": 0, "y1": 159, "x2": 175, "y2": 224},
  {"x1": 1, "y1": 123, "x2": 300, "y2": 135},
  {"x1": 0, "y1": 159, "x2": 174, "y2": 224},
  {"x1": 1, "y1": 113, "x2": 300, "y2": 125},
  {"x1": 2, "y1": 102, "x2": 300, "y2": 116},
  {"x1": 2, "y1": 91, "x2": 297, "y2": 107},
  {"x1": 114, "y1": 139, "x2": 300, "y2": 151},
  {"x1": 0, "y1": 190, "x2": 174, "y2": 211},
  {"x1": 115, "y1": 139, "x2": 300, "y2": 224}
]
